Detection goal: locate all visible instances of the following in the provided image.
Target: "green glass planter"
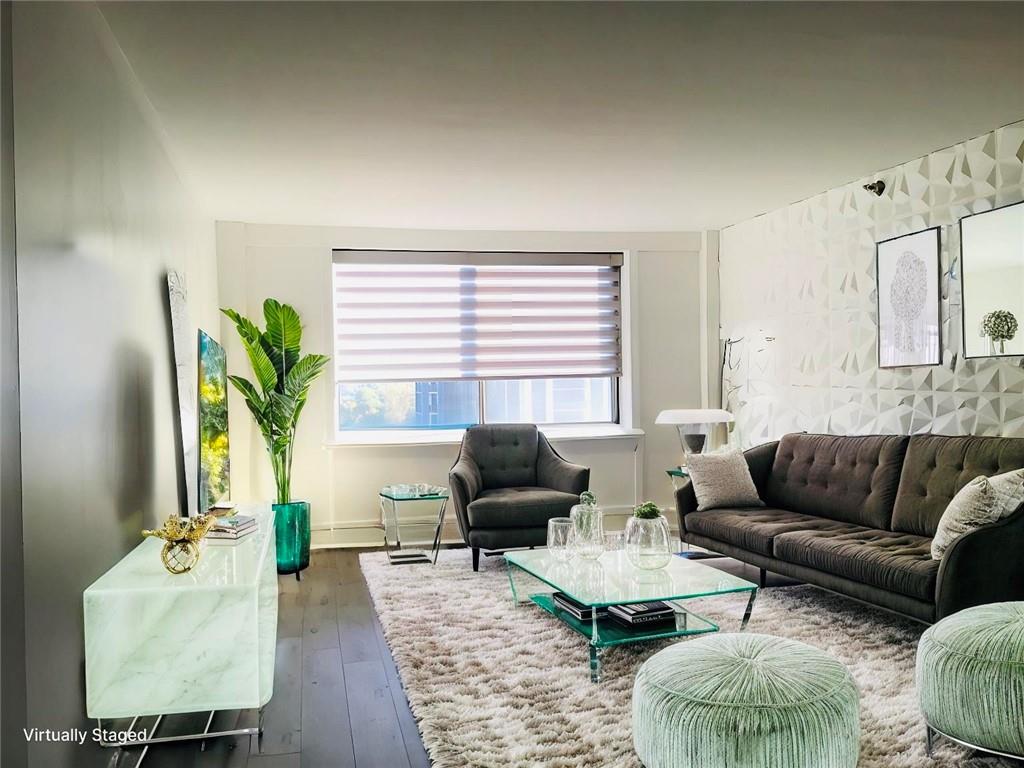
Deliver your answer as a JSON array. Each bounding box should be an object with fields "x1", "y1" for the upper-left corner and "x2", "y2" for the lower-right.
[{"x1": 274, "y1": 501, "x2": 310, "y2": 577}]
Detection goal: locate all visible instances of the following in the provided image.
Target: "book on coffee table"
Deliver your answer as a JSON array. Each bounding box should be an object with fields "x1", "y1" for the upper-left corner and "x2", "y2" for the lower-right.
[
  {"x1": 552, "y1": 592, "x2": 609, "y2": 622},
  {"x1": 607, "y1": 601, "x2": 676, "y2": 629}
]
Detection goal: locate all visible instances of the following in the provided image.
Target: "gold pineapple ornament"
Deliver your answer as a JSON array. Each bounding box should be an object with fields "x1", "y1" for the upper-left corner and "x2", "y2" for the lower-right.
[{"x1": 142, "y1": 514, "x2": 217, "y2": 574}]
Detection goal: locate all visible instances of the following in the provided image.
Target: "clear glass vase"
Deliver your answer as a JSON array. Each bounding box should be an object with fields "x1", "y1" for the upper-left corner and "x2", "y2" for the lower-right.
[
  {"x1": 547, "y1": 517, "x2": 574, "y2": 563},
  {"x1": 625, "y1": 515, "x2": 672, "y2": 570},
  {"x1": 570, "y1": 503, "x2": 604, "y2": 560}
]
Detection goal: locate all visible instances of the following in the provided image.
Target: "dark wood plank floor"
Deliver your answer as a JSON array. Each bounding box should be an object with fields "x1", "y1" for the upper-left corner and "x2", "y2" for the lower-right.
[
  {"x1": 135, "y1": 549, "x2": 429, "y2": 768},
  {"x1": 123, "y1": 550, "x2": 794, "y2": 768}
]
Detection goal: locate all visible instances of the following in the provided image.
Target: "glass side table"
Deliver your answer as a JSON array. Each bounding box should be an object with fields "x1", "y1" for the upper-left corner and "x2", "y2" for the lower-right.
[
  {"x1": 666, "y1": 466, "x2": 690, "y2": 490},
  {"x1": 379, "y1": 485, "x2": 450, "y2": 565}
]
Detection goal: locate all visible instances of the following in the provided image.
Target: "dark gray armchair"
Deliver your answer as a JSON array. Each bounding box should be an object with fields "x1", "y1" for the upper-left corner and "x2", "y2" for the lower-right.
[{"x1": 449, "y1": 424, "x2": 590, "y2": 571}]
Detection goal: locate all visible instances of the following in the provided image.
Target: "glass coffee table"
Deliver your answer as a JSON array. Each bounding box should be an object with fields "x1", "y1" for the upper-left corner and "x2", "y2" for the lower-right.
[{"x1": 505, "y1": 549, "x2": 758, "y2": 682}]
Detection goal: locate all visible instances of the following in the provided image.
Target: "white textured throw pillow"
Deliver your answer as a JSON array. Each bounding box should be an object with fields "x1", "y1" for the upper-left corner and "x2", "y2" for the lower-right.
[
  {"x1": 931, "y1": 469, "x2": 1024, "y2": 560},
  {"x1": 686, "y1": 451, "x2": 765, "y2": 512}
]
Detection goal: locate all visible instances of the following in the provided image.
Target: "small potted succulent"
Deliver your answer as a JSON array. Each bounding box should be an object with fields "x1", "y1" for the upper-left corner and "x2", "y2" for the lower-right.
[
  {"x1": 625, "y1": 501, "x2": 672, "y2": 570},
  {"x1": 981, "y1": 310, "x2": 1019, "y2": 354},
  {"x1": 570, "y1": 490, "x2": 604, "y2": 560}
]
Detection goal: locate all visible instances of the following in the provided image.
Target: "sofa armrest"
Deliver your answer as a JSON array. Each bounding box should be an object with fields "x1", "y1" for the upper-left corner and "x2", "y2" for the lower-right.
[
  {"x1": 448, "y1": 454, "x2": 482, "y2": 542},
  {"x1": 935, "y1": 501, "x2": 1024, "y2": 621},
  {"x1": 537, "y1": 434, "x2": 590, "y2": 496},
  {"x1": 744, "y1": 440, "x2": 779, "y2": 496},
  {"x1": 674, "y1": 440, "x2": 779, "y2": 539},
  {"x1": 674, "y1": 480, "x2": 699, "y2": 521}
]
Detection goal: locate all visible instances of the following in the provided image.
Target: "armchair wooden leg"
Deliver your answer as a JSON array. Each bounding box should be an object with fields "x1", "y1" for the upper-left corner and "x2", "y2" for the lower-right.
[{"x1": 472, "y1": 547, "x2": 480, "y2": 572}]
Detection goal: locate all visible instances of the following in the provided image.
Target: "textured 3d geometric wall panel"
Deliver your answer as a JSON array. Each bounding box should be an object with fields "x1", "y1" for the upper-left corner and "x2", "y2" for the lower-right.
[{"x1": 720, "y1": 120, "x2": 1024, "y2": 448}]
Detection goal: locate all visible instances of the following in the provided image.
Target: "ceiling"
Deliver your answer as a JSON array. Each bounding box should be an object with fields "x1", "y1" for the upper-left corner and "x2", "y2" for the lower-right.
[{"x1": 99, "y1": 2, "x2": 1024, "y2": 232}]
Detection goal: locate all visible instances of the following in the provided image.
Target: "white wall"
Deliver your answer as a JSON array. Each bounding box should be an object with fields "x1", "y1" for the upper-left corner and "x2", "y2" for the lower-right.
[
  {"x1": 217, "y1": 223, "x2": 705, "y2": 546},
  {"x1": 719, "y1": 121, "x2": 1024, "y2": 446},
  {"x1": 12, "y1": 4, "x2": 218, "y2": 765}
]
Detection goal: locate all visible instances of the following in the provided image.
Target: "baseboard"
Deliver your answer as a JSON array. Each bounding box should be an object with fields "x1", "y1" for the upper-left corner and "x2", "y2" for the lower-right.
[
  {"x1": 311, "y1": 507, "x2": 679, "y2": 549},
  {"x1": 310, "y1": 504, "x2": 660, "y2": 533}
]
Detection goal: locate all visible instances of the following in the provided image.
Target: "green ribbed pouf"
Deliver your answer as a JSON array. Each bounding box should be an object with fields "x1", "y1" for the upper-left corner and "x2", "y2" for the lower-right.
[
  {"x1": 916, "y1": 602, "x2": 1024, "y2": 757},
  {"x1": 632, "y1": 633, "x2": 860, "y2": 768}
]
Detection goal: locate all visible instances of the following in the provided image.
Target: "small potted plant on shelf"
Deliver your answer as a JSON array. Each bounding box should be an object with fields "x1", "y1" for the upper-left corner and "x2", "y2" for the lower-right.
[
  {"x1": 625, "y1": 501, "x2": 672, "y2": 570},
  {"x1": 222, "y1": 299, "x2": 329, "y2": 578}
]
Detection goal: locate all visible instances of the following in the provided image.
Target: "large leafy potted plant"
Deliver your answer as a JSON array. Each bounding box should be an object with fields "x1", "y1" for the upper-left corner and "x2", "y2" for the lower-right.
[{"x1": 222, "y1": 299, "x2": 329, "y2": 577}]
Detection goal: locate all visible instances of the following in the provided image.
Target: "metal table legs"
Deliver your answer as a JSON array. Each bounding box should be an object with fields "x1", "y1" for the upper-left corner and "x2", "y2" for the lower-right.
[
  {"x1": 429, "y1": 498, "x2": 448, "y2": 564},
  {"x1": 96, "y1": 707, "x2": 264, "y2": 765},
  {"x1": 740, "y1": 588, "x2": 758, "y2": 630}
]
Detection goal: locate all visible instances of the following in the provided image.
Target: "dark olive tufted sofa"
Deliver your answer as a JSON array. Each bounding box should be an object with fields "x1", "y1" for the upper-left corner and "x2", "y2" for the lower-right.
[
  {"x1": 675, "y1": 433, "x2": 1024, "y2": 623},
  {"x1": 449, "y1": 424, "x2": 590, "y2": 571}
]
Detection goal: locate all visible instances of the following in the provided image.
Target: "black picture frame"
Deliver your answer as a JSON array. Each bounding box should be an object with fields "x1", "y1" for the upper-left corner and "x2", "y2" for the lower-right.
[
  {"x1": 959, "y1": 199, "x2": 1024, "y2": 360},
  {"x1": 875, "y1": 226, "x2": 942, "y2": 369}
]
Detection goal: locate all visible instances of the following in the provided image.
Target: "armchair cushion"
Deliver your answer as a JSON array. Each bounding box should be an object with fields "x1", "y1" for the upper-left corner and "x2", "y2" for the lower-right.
[
  {"x1": 467, "y1": 487, "x2": 580, "y2": 529},
  {"x1": 464, "y1": 424, "x2": 540, "y2": 490}
]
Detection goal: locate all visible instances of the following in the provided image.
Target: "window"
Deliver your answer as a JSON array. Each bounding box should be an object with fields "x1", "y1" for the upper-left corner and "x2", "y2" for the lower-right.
[{"x1": 332, "y1": 251, "x2": 622, "y2": 431}]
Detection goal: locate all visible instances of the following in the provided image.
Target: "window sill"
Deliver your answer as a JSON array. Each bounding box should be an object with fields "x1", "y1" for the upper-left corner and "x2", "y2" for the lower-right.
[{"x1": 325, "y1": 424, "x2": 644, "y2": 448}]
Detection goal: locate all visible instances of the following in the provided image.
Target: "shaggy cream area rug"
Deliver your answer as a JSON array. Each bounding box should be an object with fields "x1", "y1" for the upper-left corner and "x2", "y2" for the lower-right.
[{"x1": 361, "y1": 549, "x2": 1019, "y2": 768}]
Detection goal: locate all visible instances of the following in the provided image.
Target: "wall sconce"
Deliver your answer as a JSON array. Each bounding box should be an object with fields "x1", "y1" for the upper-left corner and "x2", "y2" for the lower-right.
[{"x1": 863, "y1": 180, "x2": 886, "y2": 196}]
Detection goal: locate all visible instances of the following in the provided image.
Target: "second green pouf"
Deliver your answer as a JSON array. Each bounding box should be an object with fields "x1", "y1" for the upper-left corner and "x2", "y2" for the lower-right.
[
  {"x1": 916, "y1": 601, "x2": 1024, "y2": 758},
  {"x1": 632, "y1": 633, "x2": 860, "y2": 768},
  {"x1": 274, "y1": 500, "x2": 310, "y2": 577}
]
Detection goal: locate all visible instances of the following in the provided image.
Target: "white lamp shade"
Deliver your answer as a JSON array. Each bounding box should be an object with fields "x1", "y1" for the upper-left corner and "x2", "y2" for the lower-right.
[{"x1": 655, "y1": 409, "x2": 733, "y2": 426}]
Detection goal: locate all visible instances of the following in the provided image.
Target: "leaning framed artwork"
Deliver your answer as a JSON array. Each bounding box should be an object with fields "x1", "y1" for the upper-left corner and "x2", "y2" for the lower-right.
[{"x1": 875, "y1": 226, "x2": 941, "y2": 368}]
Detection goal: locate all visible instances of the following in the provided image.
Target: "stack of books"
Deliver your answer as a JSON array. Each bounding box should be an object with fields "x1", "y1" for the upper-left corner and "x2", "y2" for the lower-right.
[
  {"x1": 607, "y1": 601, "x2": 676, "y2": 630},
  {"x1": 206, "y1": 514, "x2": 258, "y2": 545},
  {"x1": 552, "y1": 592, "x2": 608, "y2": 622}
]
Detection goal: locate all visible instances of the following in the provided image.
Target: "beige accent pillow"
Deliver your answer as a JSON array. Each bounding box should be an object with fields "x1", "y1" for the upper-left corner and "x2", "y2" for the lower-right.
[
  {"x1": 931, "y1": 469, "x2": 1024, "y2": 560},
  {"x1": 686, "y1": 451, "x2": 765, "y2": 512}
]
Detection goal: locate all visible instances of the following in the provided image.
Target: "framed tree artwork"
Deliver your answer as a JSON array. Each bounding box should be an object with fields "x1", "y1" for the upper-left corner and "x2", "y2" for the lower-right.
[{"x1": 875, "y1": 226, "x2": 941, "y2": 368}]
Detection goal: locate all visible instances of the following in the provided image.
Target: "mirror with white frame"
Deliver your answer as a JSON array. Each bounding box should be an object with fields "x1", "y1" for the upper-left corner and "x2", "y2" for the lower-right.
[{"x1": 960, "y1": 200, "x2": 1024, "y2": 358}]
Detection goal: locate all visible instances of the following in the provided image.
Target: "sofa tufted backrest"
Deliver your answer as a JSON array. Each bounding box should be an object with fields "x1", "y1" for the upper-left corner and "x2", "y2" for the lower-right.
[
  {"x1": 764, "y1": 433, "x2": 910, "y2": 529},
  {"x1": 891, "y1": 434, "x2": 1024, "y2": 537},
  {"x1": 463, "y1": 423, "x2": 540, "y2": 491}
]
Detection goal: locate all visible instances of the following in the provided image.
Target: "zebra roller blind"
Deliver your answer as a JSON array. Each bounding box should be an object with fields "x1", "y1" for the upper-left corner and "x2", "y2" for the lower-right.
[{"x1": 332, "y1": 251, "x2": 622, "y2": 383}]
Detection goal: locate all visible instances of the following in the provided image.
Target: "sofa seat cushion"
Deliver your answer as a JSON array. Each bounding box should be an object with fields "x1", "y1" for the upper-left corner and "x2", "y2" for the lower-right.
[
  {"x1": 467, "y1": 487, "x2": 579, "y2": 528},
  {"x1": 774, "y1": 528, "x2": 938, "y2": 601},
  {"x1": 684, "y1": 508, "x2": 864, "y2": 556}
]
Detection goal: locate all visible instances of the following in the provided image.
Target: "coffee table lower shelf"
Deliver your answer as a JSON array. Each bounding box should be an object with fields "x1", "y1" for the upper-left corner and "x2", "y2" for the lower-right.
[{"x1": 529, "y1": 594, "x2": 719, "y2": 681}]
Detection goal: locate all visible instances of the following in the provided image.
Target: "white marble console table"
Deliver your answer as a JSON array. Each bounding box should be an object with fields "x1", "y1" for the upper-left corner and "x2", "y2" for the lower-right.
[{"x1": 84, "y1": 504, "x2": 277, "y2": 755}]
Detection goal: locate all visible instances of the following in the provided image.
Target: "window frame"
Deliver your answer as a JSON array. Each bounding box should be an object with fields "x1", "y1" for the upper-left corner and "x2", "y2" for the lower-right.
[{"x1": 333, "y1": 375, "x2": 619, "y2": 432}]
